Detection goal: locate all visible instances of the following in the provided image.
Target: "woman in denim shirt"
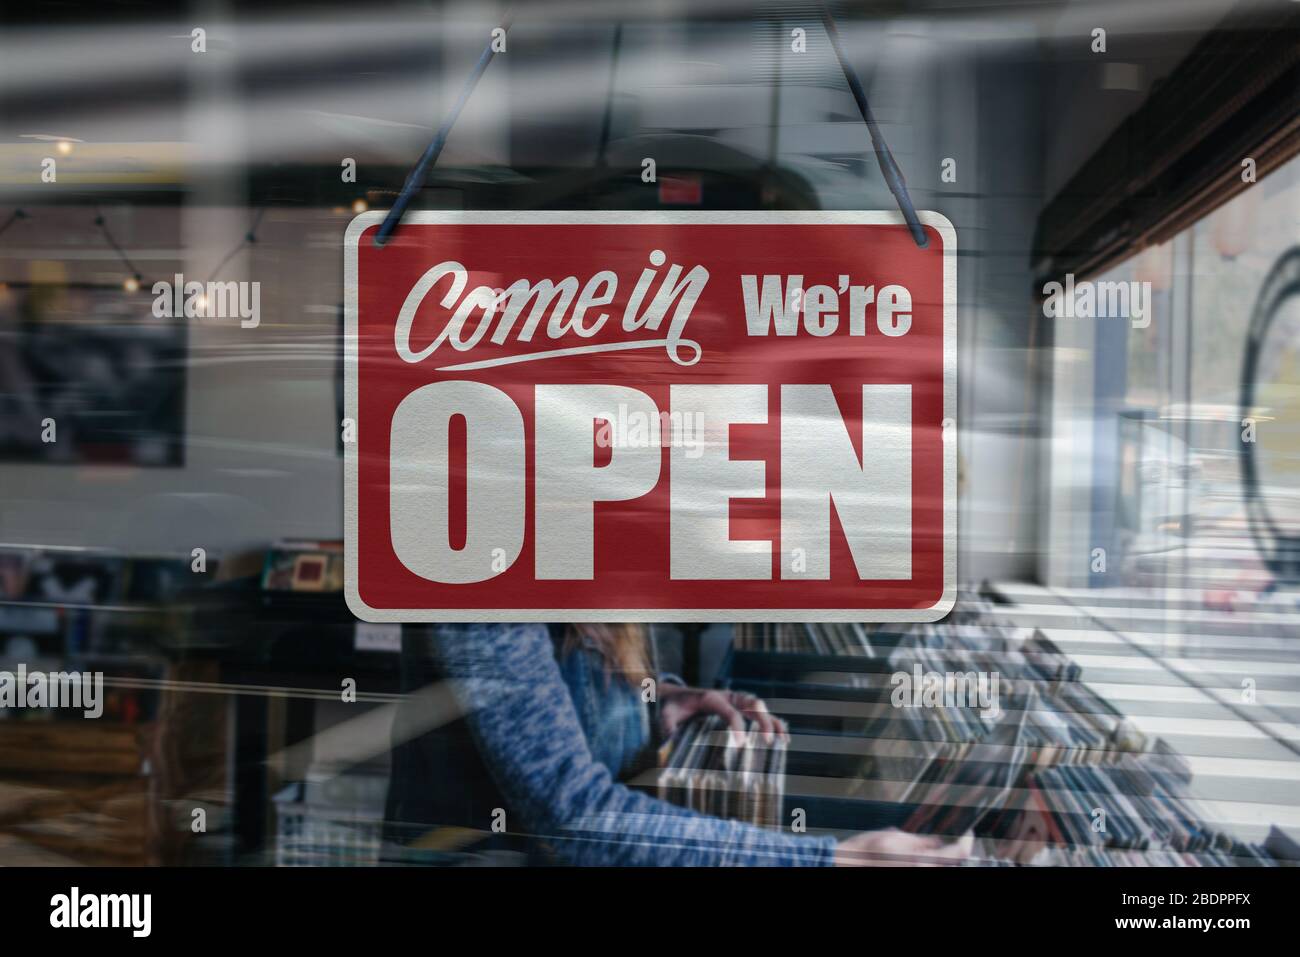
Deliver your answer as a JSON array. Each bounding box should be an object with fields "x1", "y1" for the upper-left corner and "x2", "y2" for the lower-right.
[{"x1": 384, "y1": 622, "x2": 968, "y2": 866}]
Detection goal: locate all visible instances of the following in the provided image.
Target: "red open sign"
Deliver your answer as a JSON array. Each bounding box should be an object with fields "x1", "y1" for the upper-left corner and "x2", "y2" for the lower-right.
[{"x1": 345, "y1": 212, "x2": 954, "y2": 622}]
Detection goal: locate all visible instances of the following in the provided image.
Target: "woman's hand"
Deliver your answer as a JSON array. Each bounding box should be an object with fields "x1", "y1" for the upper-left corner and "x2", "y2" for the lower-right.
[
  {"x1": 657, "y1": 685, "x2": 788, "y2": 744},
  {"x1": 835, "y1": 829, "x2": 974, "y2": 866}
]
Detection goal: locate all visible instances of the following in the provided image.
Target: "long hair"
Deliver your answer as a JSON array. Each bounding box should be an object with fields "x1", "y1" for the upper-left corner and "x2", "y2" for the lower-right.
[{"x1": 564, "y1": 624, "x2": 651, "y2": 686}]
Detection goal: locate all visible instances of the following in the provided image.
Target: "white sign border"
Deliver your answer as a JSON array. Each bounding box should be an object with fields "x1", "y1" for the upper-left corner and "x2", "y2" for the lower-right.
[{"x1": 345, "y1": 210, "x2": 956, "y2": 623}]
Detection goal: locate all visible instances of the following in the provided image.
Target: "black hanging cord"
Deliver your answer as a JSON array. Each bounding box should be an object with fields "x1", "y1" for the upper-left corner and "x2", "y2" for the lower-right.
[
  {"x1": 594, "y1": 22, "x2": 624, "y2": 171},
  {"x1": 817, "y1": 3, "x2": 928, "y2": 248},
  {"x1": 375, "y1": 11, "x2": 514, "y2": 247},
  {"x1": 375, "y1": 7, "x2": 927, "y2": 247}
]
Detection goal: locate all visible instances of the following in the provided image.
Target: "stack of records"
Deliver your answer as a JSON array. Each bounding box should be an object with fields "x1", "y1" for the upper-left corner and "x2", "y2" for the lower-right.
[
  {"x1": 895, "y1": 625, "x2": 1071, "y2": 688},
  {"x1": 1029, "y1": 843, "x2": 1282, "y2": 867},
  {"x1": 851, "y1": 637, "x2": 1016, "y2": 791},
  {"x1": 995, "y1": 754, "x2": 1223, "y2": 854},
  {"x1": 725, "y1": 586, "x2": 1279, "y2": 868},
  {"x1": 653, "y1": 715, "x2": 787, "y2": 828},
  {"x1": 733, "y1": 621, "x2": 876, "y2": 656},
  {"x1": 950, "y1": 585, "x2": 1019, "y2": 624},
  {"x1": 886, "y1": 620, "x2": 1035, "y2": 691},
  {"x1": 733, "y1": 587, "x2": 1028, "y2": 658},
  {"x1": 898, "y1": 685, "x2": 1036, "y2": 838},
  {"x1": 1020, "y1": 632, "x2": 1084, "y2": 686},
  {"x1": 863, "y1": 687, "x2": 999, "y2": 748},
  {"x1": 886, "y1": 622, "x2": 1147, "y2": 770},
  {"x1": 852, "y1": 720, "x2": 984, "y2": 801},
  {"x1": 1021, "y1": 688, "x2": 1148, "y2": 767}
]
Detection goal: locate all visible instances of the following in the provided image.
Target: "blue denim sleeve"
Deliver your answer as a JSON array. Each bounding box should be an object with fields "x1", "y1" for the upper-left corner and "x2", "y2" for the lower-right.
[{"x1": 429, "y1": 622, "x2": 836, "y2": 866}]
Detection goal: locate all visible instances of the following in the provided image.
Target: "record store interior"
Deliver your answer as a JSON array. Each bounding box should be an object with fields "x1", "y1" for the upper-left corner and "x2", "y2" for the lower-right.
[{"x1": 0, "y1": 0, "x2": 1298, "y2": 867}]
